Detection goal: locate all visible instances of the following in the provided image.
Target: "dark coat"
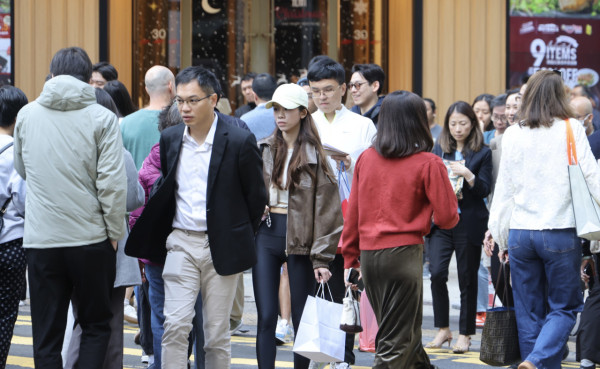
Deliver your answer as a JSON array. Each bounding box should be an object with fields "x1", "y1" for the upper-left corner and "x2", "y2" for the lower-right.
[
  {"x1": 125, "y1": 115, "x2": 267, "y2": 275},
  {"x1": 432, "y1": 143, "x2": 493, "y2": 246}
]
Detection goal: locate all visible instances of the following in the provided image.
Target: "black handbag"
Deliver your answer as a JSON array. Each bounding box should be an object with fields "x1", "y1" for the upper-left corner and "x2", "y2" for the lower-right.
[
  {"x1": 0, "y1": 142, "x2": 14, "y2": 234},
  {"x1": 479, "y1": 262, "x2": 521, "y2": 366}
]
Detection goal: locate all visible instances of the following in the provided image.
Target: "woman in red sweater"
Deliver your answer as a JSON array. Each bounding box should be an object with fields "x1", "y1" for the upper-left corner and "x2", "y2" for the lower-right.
[{"x1": 342, "y1": 90, "x2": 459, "y2": 369}]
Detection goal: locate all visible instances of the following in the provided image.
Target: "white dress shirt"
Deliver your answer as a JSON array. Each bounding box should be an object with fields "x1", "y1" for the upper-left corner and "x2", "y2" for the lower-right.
[
  {"x1": 489, "y1": 118, "x2": 600, "y2": 251},
  {"x1": 312, "y1": 105, "x2": 377, "y2": 189},
  {"x1": 172, "y1": 114, "x2": 218, "y2": 232}
]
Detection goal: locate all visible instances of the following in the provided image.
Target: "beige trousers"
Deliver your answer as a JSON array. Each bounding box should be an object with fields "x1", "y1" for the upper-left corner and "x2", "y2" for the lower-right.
[{"x1": 161, "y1": 229, "x2": 239, "y2": 369}]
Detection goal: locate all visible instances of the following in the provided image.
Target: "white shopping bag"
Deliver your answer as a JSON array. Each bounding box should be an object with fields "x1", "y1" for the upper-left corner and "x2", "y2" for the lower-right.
[
  {"x1": 293, "y1": 283, "x2": 345, "y2": 363},
  {"x1": 566, "y1": 120, "x2": 600, "y2": 240}
]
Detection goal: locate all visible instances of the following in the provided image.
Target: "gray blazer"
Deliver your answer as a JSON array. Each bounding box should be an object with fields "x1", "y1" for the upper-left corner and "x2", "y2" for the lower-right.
[{"x1": 115, "y1": 149, "x2": 144, "y2": 288}]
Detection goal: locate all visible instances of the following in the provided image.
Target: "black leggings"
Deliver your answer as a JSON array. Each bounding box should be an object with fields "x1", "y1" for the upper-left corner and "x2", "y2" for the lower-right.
[{"x1": 252, "y1": 213, "x2": 316, "y2": 369}]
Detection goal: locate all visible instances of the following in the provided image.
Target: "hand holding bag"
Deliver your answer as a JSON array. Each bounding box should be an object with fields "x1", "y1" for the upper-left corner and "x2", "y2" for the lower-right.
[
  {"x1": 293, "y1": 282, "x2": 345, "y2": 363},
  {"x1": 339, "y1": 286, "x2": 362, "y2": 333},
  {"x1": 479, "y1": 263, "x2": 521, "y2": 366},
  {"x1": 566, "y1": 119, "x2": 600, "y2": 240}
]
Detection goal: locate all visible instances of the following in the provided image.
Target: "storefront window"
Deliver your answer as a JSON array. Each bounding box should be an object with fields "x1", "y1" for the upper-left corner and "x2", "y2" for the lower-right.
[
  {"x1": 131, "y1": 0, "x2": 388, "y2": 107},
  {"x1": 133, "y1": 0, "x2": 181, "y2": 107},
  {"x1": 191, "y1": 0, "x2": 246, "y2": 107},
  {"x1": 340, "y1": 0, "x2": 388, "y2": 85},
  {"x1": 274, "y1": 0, "x2": 328, "y2": 83}
]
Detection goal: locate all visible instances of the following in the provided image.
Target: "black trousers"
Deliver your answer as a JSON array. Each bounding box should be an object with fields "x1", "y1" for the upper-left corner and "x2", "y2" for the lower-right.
[
  {"x1": 26, "y1": 240, "x2": 116, "y2": 369},
  {"x1": 328, "y1": 254, "x2": 356, "y2": 364},
  {"x1": 490, "y1": 243, "x2": 514, "y2": 307},
  {"x1": 252, "y1": 213, "x2": 316, "y2": 369},
  {"x1": 428, "y1": 218, "x2": 481, "y2": 335},
  {"x1": 136, "y1": 279, "x2": 154, "y2": 355},
  {"x1": 577, "y1": 254, "x2": 600, "y2": 363},
  {"x1": 362, "y1": 245, "x2": 432, "y2": 369},
  {"x1": 0, "y1": 238, "x2": 26, "y2": 368}
]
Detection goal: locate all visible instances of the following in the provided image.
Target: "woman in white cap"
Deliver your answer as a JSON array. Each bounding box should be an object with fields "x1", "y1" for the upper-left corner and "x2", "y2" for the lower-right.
[{"x1": 253, "y1": 83, "x2": 344, "y2": 369}]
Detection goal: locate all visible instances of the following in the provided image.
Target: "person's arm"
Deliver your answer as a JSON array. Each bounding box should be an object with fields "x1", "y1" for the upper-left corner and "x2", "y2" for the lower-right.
[
  {"x1": 9, "y1": 168, "x2": 26, "y2": 218},
  {"x1": 425, "y1": 158, "x2": 460, "y2": 229},
  {"x1": 467, "y1": 148, "x2": 493, "y2": 198},
  {"x1": 309, "y1": 158, "x2": 343, "y2": 271},
  {"x1": 123, "y1": 149, "x2": 145, "y2": 212},
  {"x1": 488, "y1": 133, "x2": 516, "y2": 254},
  {"x1": 238, "y1": 133, "x2": 267, "y2": 232},
  {"x1": 13, "y1": 116, "x2": 26, "y2": 180},
  {"x1": 341, "y1": 155, "x2": 362, "y2": 270},
  {"x1": 96, "y1": 115, "x2": 127, "y2": 243}
]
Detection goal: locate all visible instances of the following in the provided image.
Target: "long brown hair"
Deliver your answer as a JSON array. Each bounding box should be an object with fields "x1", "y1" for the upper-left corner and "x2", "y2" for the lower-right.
[
  {"x1": 520, "y1": 70, "x2": 573, "y2": 128},
  {"x1": 438, "y1": 101, "x2": 484, "y2": 154},
  {"x1": 271, "y1": 107, "x2": 335, "y2": 190},
  {"x1": 374, "y1": 91, "x2": 433, "y2": 158}
]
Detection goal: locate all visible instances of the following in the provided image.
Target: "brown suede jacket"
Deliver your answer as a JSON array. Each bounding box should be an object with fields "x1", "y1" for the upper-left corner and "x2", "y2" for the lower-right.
[{"x1": 259, "y1": 136, "x2": 343, "y2": 269}]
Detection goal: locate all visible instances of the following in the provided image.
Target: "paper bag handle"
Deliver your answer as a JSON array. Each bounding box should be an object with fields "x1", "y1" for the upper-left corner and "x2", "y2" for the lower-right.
[
  {"x1": 566, "y1": 119, "x2": 578, "y2": 165},
  {"x1": 316, "y1": 282, "x2": 334, "y2": 302}
]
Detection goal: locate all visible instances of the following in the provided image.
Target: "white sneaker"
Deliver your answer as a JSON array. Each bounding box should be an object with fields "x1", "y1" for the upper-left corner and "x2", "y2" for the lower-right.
[
  {"x1": 275, "y1": 319, "x2": 293, "y2": 344},
  {"x1": 141, "y1": 354, "x2": 149, "y2": 363},
  {"x1": 124, "y1": 303, "x2": 138, "y2": 324},
  {"x1": 334, "y1": 363, "x2": 351, "y2": 369}
]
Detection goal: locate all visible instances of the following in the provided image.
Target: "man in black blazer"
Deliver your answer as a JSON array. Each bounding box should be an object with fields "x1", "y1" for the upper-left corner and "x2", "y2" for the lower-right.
[{"x1": 125, "y1": 66, "x2": 266, "y2": 369}]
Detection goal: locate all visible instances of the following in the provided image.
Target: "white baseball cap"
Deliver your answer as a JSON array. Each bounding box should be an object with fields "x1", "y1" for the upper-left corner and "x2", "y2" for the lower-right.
[{"x1": 265, "y1": 83, "x2": 308, "y2": 110}]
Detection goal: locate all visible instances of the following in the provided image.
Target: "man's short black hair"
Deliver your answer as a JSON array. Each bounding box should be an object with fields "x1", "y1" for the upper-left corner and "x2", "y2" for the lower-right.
[
  {"x1": 92, "y1": 61, "x2": 118, "y2": 81},
  {"x1": 307, "y1": 55, "x2": 332, "y2": 70},
  {"x1": 241, "y1": 72, "x2": 257, "y2": 83},
  {"x1": 0, "y1": 85, "x2": 28, "y2": 127},
  {"x1": 252, "y1": 73, "x2": 277, "y2": 101},
  {"x1": 490, "y1": 94, "x2": 507, "y2": 111},
  {"x1": 351, "y1": 64, "x2": 386, "y2": 95},
  {"x1": 175, "y1": 66, "x2": 222, "y2": 102},
  {"x1": 307, "y1": 57, "x2": 345, "y2": 85},
  {"x1": 49, "y1": 47, "x2": 93, "y2": 83},
  {"x1": 423, "y1": 98, "x2": 436, "y2": 112}
]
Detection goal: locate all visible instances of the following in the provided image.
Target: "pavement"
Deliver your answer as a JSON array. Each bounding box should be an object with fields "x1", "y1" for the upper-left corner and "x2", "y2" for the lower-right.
[{"x1": 7, "y1": 253, "x2": 581, "y2": 368}]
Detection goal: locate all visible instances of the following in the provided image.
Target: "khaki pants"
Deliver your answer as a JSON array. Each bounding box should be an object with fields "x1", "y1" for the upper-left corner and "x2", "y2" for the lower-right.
[{"x1": 161, "y1": 229, "x2": 239, "y2": 369}]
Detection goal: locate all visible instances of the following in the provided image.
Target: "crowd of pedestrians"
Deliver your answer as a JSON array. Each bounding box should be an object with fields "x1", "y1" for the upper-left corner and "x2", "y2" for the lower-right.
[{"x1": 1, "y1": 44, "x2": 600, "y2": 369}]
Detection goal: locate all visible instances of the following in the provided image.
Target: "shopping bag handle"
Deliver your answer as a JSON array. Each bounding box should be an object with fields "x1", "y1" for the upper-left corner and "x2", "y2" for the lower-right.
[
  {"x1": 491, "y1": 262, "x2": 510, "y2": 309},
  {"x1": 316, "y1": 282, "x2": 335, "y2": 301},
  {"x1": 566, "y1": 119, "x2": 578, "y2": 165}
]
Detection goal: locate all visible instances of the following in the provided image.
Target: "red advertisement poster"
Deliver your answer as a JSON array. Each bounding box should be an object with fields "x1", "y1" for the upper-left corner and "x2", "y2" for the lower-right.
[
  {"x1": 0, "y1": 0, "x2": 11, "y2": 84},
  {"x1": 508, "y1": 0, "x2": 600, "y2": 100}
]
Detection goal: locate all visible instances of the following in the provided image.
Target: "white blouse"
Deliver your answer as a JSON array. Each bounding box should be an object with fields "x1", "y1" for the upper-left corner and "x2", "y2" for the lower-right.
[{"x1": 489, "y1": 118, "x2": 600, "y2": 251}]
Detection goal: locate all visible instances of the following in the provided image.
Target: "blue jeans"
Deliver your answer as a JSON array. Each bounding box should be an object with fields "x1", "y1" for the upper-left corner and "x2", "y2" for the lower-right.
[
  {"x1": 508, "y1": 229, "x2": 583, "y2": 369},
  {"x1": 146, "y1": 264, "x2": 206, "y2": 369}
]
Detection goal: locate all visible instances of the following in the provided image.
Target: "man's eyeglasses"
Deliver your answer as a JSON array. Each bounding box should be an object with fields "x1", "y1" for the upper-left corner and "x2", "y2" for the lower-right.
[
  {"x1": 492, "y1": 114, "x2": 507, "y2": 123},
  {"x1": 347, "y1": 81, "x2": 367, "y2": 90},
  {"x1": 311, "y1": 85, "x2": 342, "y2": 98},
  {"x1": 174, "y1": 94, "x2": 214, "y2": 106}
]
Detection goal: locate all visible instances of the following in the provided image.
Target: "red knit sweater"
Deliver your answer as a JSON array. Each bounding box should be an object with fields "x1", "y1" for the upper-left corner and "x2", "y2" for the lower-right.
[{"x1": 342, "y1": 148, "x2": 459, "y2": 269}]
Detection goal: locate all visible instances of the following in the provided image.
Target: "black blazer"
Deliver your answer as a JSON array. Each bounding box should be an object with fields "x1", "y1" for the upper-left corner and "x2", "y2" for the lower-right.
[
  {"x1": 125, "y1": 115, "x2": 267, "y2": 275},
  {"x1": 432, "y1": 143, "x2": 492, "y2": 246}
]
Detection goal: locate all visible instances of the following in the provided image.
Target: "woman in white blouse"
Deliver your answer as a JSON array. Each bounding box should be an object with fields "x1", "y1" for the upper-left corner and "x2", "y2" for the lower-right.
[{"x1": 489, "y1": 70, "x2": 600, "y2": 369}]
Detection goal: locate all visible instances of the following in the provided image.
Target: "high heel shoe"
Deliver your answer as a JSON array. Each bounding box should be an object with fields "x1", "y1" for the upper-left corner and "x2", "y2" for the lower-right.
[
  {"x1": 452, "y1": 336, "x2": 471, "y2": 354},
  {"x1": 425, "y1": 332, "x2": 453, "y2": 349}
]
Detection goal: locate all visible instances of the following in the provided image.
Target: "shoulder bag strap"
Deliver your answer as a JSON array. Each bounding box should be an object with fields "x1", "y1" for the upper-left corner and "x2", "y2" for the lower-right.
[{"x1": 566, "y1": 119, "x2": 577, "y2": 165}]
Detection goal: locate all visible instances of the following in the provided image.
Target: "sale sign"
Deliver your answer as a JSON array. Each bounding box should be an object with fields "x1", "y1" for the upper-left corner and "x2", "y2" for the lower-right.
[{"x1": 508, "y1": 0, "x2": 600, "y2": 99}]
